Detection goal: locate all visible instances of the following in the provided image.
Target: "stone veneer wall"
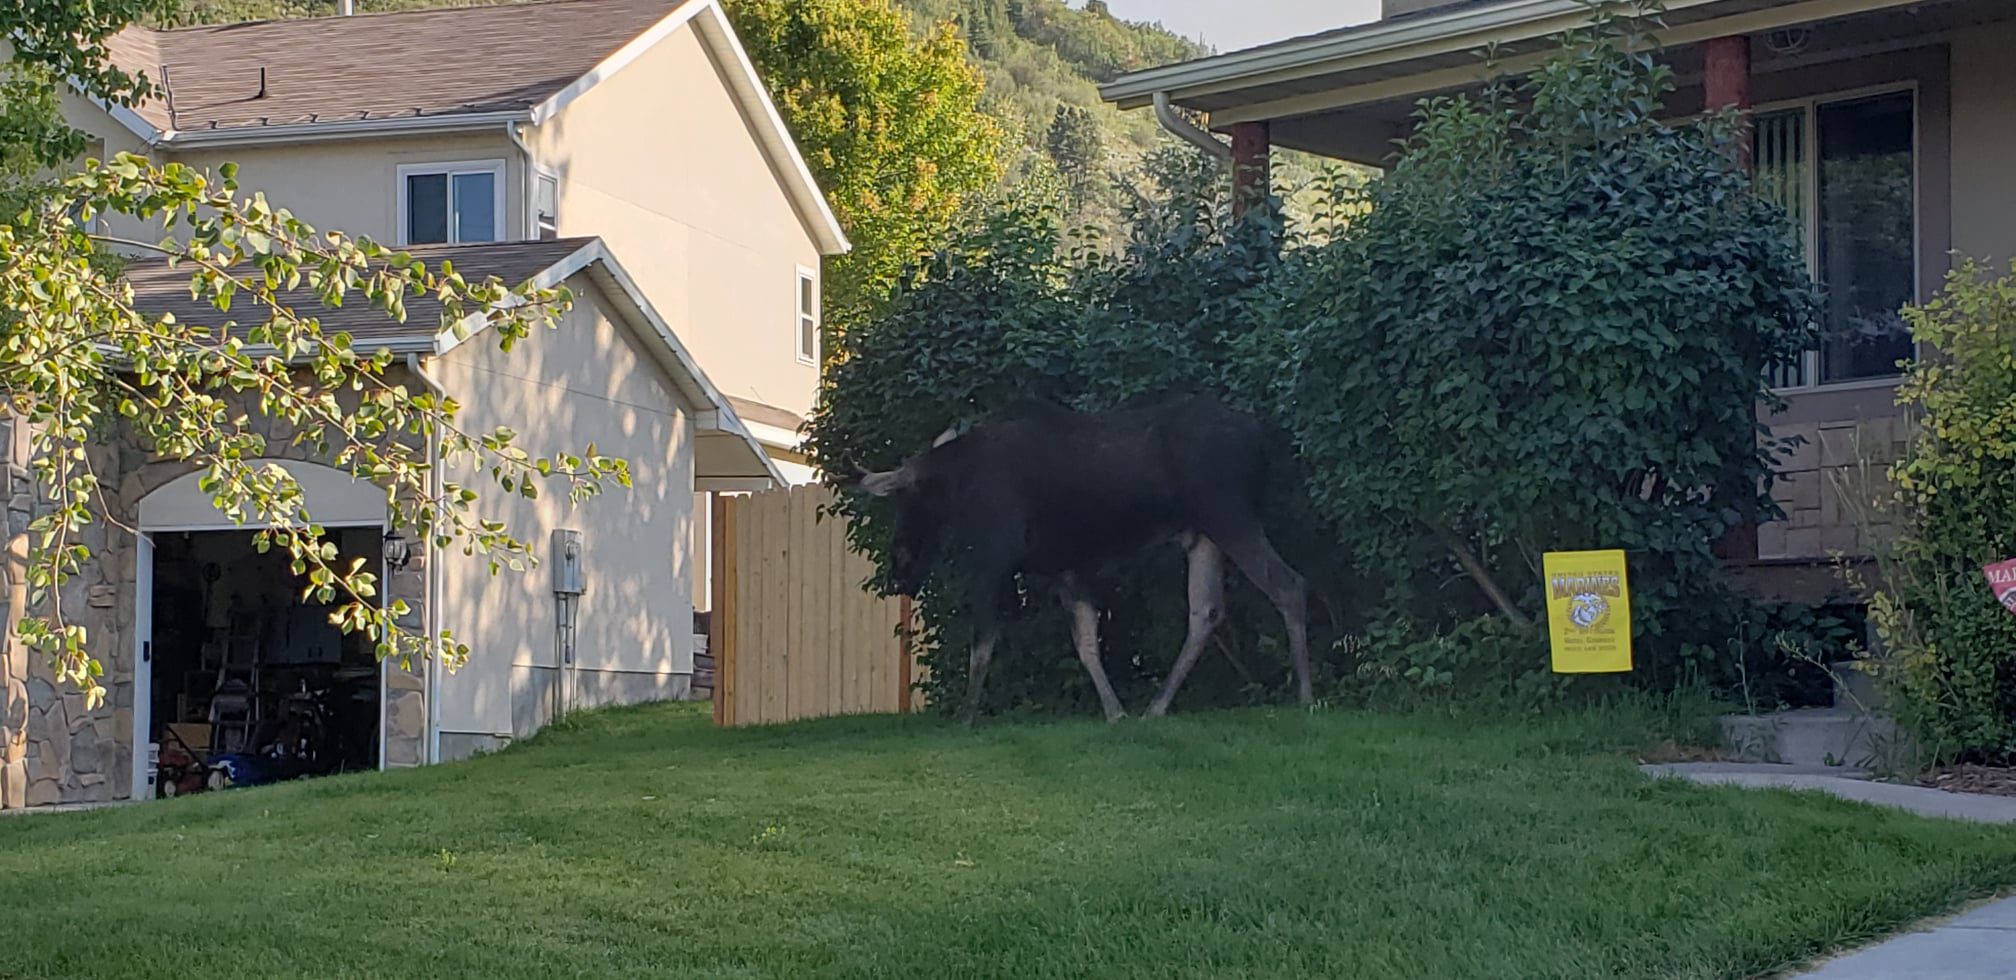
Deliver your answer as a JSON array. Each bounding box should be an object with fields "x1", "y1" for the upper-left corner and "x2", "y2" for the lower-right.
[
  {"x1": 0, "y1": 374, "x2": 431, "y2": 809},
  {"x1": 1759, "y1": 415, "x2": 1911, "y2": 562}
]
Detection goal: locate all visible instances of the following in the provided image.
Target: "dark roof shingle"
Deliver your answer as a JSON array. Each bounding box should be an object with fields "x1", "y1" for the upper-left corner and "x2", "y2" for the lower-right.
[
  {"x1": 122, "y1": 237, "x2": 597, "y2": 347},
  {"x1": 115, "y1": 0, "x2": 690, "y2": 133}
]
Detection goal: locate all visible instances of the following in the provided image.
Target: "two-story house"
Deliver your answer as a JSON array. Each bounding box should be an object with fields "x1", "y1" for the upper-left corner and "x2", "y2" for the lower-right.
[
  {"x1": 1103, "y1": 0, "x2": 2016, "y2": 606},
  {"x1": 2, "y1": 0, "x2": 847, "y2": 809}
]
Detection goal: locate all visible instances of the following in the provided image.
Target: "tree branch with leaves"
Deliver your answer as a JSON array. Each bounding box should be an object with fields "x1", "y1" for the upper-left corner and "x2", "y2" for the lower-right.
[{"x1": 2, "y1": 154, "x2": 629, "y2": 706}]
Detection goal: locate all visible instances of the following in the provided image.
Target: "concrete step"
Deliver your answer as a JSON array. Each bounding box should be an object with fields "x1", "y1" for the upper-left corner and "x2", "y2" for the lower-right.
[
  {"x1": 1720, "y1": 707, "x2": 1908, "y2": 770},
  {"x1": 1828, "y1": 660, "x2": 1887, "y2": 713}
]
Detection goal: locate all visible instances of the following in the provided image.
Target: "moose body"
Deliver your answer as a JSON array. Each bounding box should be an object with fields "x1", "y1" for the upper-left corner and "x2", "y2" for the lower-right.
[{"x1": 855, "y1": 395, "x2": 1311, "y2": 722}]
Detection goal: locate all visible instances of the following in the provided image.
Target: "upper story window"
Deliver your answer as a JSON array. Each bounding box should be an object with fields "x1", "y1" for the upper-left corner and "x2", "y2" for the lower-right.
[
  {"x1": 796, "y1": 268, "x2": 819, "y2": 365},
  {"x1": 1755, "y1": 87, "x2": 1917, "y2": 388},
  {"x1": 398, "y1": 161, "x2": 504, "y2": 245},
  {"x1": 535, "y1": 173, "x2": 560, "y2": 241}
]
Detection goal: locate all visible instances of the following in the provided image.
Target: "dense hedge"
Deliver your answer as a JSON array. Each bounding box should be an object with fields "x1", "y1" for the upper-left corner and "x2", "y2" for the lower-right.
[
  {"x1": 1869, "y1": 261, "x2": 2016, "y2": 762},
  {"x1": 809, "y1": 8, "x2": 1831, "y2": 716}
]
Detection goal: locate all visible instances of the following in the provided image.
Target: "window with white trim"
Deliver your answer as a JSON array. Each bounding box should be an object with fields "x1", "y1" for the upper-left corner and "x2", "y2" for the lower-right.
[
  {"x1": 399, "y1": 161, "x2": 504, "y2": 245},
  {"x1": 535, "y1": 172, "x2": 560, "y2": 241},
  {"x1": 796, "y1": 269, "x2": 819, "y2": 364},
  {"x1": 1755, "y1": 88, "x2": 1917, "y2": 388}
]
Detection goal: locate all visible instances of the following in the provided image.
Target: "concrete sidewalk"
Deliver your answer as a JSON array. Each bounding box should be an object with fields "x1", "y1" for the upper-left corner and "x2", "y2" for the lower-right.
[
  {"x1": 1641, "y1": 762, "x2": 2016, "y2": 824},
  {"x1": 1794, "y1": 896, "x2": 2016, "y2": 979}
]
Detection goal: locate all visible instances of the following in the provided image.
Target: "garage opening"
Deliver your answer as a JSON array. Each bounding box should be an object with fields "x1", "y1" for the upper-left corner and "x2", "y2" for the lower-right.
[{"x1": 148, "y1": 528, "x2": 384, "y2": 796}]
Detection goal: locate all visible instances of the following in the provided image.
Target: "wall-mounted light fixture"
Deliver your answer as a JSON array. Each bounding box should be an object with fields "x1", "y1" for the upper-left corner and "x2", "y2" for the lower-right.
[{"x1": 383, "y1": 529, "x2": 412, "y2": 571}]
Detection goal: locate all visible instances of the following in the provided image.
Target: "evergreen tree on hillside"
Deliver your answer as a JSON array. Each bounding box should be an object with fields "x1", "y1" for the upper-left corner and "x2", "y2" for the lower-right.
[{"x1": 1045, "y1": 105, "x2": 1104, "y2": 211}]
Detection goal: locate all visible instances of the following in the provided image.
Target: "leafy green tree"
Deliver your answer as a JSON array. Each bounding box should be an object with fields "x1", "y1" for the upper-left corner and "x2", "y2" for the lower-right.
[
  {"x1": 0, "y1": 3, "x2": 628, "y2": 704},
  {"x1": 1273, "y1": 6, "x2": 1818, "y2": 685},
  {"x1": 811, "y1": 6, "x2": 1821, "y2": 716},
  {"x1": 807, "y1": 149, "x2": 1336, "y2": 716},
  {"x1": 725, "y1": 0, "x2": 1009, "y2": 332}
]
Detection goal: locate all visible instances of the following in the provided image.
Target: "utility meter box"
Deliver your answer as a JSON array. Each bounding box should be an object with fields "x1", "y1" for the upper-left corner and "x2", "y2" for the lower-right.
[{"x1": 551, "y1": 528, "x2": 586, "y2": 596}]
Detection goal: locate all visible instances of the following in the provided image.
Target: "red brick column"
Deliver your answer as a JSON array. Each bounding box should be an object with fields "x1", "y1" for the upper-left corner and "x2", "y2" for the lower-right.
[
  {"x1": 1705, "y1": 35, "x2": 1753, "y2": 170},
  {"x1": 1229, "y1": 121, "x2": 1271, "y2": 218},
  {"x1": 1706, "y1": 34, "x2": 1760, "y2": 563}
]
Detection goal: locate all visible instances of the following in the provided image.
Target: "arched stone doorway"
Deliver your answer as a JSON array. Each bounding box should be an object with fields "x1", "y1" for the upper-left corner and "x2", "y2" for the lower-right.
[{"x1": 130, "y1": 460, "x2": 417, "y2": 798}]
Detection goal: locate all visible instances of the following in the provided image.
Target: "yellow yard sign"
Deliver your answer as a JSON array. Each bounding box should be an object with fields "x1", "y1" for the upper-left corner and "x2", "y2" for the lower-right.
[{"x1": 1543, "y1": 550, "x2": 1632, "y2": 674}]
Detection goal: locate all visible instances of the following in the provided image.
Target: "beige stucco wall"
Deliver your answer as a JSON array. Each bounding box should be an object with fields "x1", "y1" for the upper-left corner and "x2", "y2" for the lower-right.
[
  {"x1": 431, "y1": 277, "x2": 696, "y2": 751},
  {"x1": 529, "y1": 25, "x2": 824, "y2": 420},
  {"x1": 57, "y1": 90, "x2": 151, "y2": 160},
  {"x1": 56, "y1": 93, "x2": 525, "y2": 249},
  {"x1": 1950, "y1": 19, "x2": 2016, "y2": 266},
  {"x1": 160, "y1": 132, "x2": 526, "y2": 246}
]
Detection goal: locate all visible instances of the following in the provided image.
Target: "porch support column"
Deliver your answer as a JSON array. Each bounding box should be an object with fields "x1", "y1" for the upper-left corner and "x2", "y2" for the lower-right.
[
  {"x1": 1707, "y1": 34, "x2": 1759, "y2": 564},
  {"x1": 1704, "y1": 35, "x2": 1753, "y2": 171},
  {"x1": 1229, "y1": 121, "x2": 1271, "y2": 218}
]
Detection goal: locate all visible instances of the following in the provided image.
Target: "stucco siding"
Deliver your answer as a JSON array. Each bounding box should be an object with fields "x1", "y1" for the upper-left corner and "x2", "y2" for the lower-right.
[
  {"x1": 166, "y1": 133, "x2": 526, "y2": 246},
  {"x1": 1950, "y1": 20, "x2": 2016, "y2": 266},
  {"x1": 532, "y1": 25, "x2": 823, "y2": 420},
  {"x1": 431, "y1": 280, "x2": 695, "y2": 744},
  {"x1": 51, "y1": 95, "x2": 526, "y2": 251}
]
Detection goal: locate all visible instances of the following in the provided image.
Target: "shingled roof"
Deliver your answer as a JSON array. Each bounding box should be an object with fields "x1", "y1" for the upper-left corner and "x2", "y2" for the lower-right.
[
  {"x1": 122, "y1": 238, "x2": 598, "y2": 349},
  {"x1": 111, "y1": 0, "x2": 691, "y2": 134},
  {"x1": 120, "y1": 235, "x2": 785, "y2": 485}
]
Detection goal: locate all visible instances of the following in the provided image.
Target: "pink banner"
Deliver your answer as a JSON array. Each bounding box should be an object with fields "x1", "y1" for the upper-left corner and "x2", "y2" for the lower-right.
[{"x1": 1984, "y1": 558, "x2": 2016, "y2": 614}]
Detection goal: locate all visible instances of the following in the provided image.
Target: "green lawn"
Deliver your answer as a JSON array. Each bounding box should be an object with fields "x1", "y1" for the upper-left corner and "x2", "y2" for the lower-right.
[{"x1": 4, "y1": 703, "x2": 2015, "y2": 980}]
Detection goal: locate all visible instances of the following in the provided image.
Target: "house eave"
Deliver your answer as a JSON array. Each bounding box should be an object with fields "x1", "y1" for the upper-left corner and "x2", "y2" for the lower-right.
[
  {"x1": 1101, "y1": 0, "x2": 1626, "y2": 107},
  {"x1": 158, "y1": 111, "x2": 532, "y2": 149},
  {"x1": 1100, "y1": 0, "x2": 1942, "y2": 119}
]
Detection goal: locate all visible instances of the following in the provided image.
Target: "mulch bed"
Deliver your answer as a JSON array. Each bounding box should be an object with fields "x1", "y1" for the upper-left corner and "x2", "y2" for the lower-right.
[{"x1": 1919, "y1": 765, "x2": 2016, "y2": 797}]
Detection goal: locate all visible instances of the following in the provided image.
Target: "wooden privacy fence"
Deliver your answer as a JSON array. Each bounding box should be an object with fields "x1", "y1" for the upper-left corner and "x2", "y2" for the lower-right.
[{"x1": 710, "y1": 484, "x2": 920, "y2": 726}]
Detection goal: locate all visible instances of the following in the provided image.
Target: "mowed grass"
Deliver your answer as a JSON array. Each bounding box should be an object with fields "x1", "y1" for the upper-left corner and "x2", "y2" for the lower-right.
[{"x1": 4, "y1": 703, "x2": 2016, "y2": 980}]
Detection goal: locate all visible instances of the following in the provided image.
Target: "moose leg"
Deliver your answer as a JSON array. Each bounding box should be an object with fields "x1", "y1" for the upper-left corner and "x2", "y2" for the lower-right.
[
  {"x1": 961, "y1": 629, "x2": 998, "y2": 727},
  {"x1": 1214, "y1": 527, "x2": 1313, "y2": 706},
  {"x1": 961, "y1": 580, "x2": 1006, "y2": 726},
  {"x1": 1060, "y1": 574, "x2": 1127, "y2": 722},
  {"x1": 1148, "y1": 534, "x2": 1225, "y2": 717}
]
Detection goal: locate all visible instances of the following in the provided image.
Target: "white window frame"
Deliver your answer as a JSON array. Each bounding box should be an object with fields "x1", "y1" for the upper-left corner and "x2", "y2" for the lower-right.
[
  {"x1": 1756, "y1": 82, "x2": 1921, "y2": 394},
  {"x1": 534, "y1": 170, "x2": 561, "y2": 241},
  {"x1": 795, "y1": 266, "x2": 819, "y2": 365},
  {"x1": 395, "y1": 159, "x2": 508, "y2": 246}
]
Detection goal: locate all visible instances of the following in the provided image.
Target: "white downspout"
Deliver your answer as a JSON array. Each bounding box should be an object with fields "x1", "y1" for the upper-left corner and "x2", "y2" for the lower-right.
[
  {"x1": 506, "y1": 122, "x2": 536, "y2": 239},
  {"x1": 1154, "y1": 91, "x2": 1232, "y2": 162},
  {"x1": 406, "y1": 352, "x2": 446, "y2": 765}
]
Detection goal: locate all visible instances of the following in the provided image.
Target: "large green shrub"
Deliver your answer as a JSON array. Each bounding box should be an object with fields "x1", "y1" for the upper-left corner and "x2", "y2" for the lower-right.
[
  {"x1": 1867, "y1": 260, "x2": 2016, "y2": 762},
  {"x1": 1272, "y1": 9, "x2": 1819, "y2": 691},
  {"x1": 809, "y1": 151, "x2": 1351, "y2": 714},
  {"x1": 812, "y1": 6, "x2": 1823, "y2": 716}
]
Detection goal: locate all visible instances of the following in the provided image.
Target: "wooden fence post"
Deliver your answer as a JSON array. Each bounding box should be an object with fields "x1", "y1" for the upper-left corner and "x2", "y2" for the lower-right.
[
  {"x1": 897, "y1": 596, "x2": 914, "y2": 713},
  {"x1": 712, "y1": 494, "x2": 738, "y2": 726}
]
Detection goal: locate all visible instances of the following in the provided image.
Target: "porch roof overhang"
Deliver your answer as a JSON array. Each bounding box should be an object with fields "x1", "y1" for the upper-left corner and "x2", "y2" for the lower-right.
[{"x1": 1100, "y1": 0, "x2": 1972, "y2": 163}]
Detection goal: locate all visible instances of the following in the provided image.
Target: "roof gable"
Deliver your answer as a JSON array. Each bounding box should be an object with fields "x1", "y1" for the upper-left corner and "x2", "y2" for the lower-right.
[
  {"x1": 121, "y1": 238, "x2": 596, "y2": 351},
  {"x1": 113, "y1": 0, "x2": 690, "y2": 134},
  {"x1": 84, "y1": 0, "x2": 847, "y2": 253},
  {"x1": 121, "y1": 235, "x2": 784, "y2": 484}
]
